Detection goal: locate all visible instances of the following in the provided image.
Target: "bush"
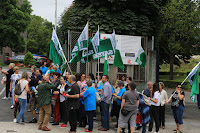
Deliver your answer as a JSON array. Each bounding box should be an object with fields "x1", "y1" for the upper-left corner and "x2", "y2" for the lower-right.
[{"x1": 24, "y1": 51, "x2": 34, "y2": 65}]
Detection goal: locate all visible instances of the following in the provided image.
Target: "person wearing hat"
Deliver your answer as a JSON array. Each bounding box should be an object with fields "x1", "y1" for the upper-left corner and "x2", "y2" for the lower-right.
[{"x1": 48, "y1": 69, "x2": 55, "y2": 82}]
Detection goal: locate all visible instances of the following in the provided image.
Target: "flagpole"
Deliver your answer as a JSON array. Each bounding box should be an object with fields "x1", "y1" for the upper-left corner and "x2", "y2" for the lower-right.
[
  {"x1": 55, "y1": 0, "x2": 57, "y2": 31},
  {"x1": 86, "y1": 21, "x2": 89, "y2": 76},
  {"x1": 61, "y1": 50, "x2": 73, "y2": 74},
  {"x1": 98, "y1": 25, "x2": 100, "y2": 80}
]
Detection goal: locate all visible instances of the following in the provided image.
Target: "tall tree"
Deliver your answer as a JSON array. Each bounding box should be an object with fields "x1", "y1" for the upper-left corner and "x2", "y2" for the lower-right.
[
  {"x1": 27, "y1": 15, "x2": 53, "y2": 56},
  {"x1": 158, "y1": 0, "x2": 200, "y2": 80},
  {"x1": 0, "y1": 0, "x2": 32, "y2": 53}
]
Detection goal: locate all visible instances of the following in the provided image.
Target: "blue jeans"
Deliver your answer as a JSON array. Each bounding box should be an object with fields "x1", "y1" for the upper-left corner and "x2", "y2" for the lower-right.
[
  {"x1": 172, "y1": 105, "x2": 184, "y2": 125},
  {"x1": 101, "y1": 101, "x2": 110, "y2": 129},
  {"x1": 11, "y1": 88, "x2": 14, "y2": 106},
  {"x1": 142, "y1": 124, "x2": 147, "y2": 133},
  {"x1": 17, "y1": 98, "x2": 27, "y2": 122}
]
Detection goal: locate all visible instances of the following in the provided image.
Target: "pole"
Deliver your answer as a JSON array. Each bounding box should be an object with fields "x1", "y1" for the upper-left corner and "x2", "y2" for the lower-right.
[
  {"x1": 86, "y1": 21, "x2": 89, "y2": 76},
  {"x1": 64, "y1": 40, "x2": 67, "y2": 56},
  {"x1": 61, "y1": 50, "x2": 73, "y2": 74},
  {"x1": 55, "y1": 0, "x2": 57, "y2": 31},
  {"x1": 97, "y1": 25, "x2": 100, "y2": 80}
]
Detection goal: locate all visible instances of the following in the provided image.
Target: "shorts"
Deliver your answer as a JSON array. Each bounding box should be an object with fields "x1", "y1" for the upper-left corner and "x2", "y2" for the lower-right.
[
  {"x1": 118, "y1": 110, "x2": 137, "y2": 128},
  {"x1": 30, "y1": 96, "x2": 38, "y2": 111},
  {"x1": 172, "y1": 104, "x2": 184, "y2": 125}
]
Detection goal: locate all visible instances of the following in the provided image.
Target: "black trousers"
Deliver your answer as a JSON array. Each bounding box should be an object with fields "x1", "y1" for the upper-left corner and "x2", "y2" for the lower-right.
[
  {"x1": 6, "y1": 81, "x2": 11, "y2": 98},
  {"x1": 159, "y1": 105, "x2": 165, "y2": 127},
  {"x1": 149, "y1": 105, "x2": 160, "y2": 132},
  {"x1": 69, "y1": 109, "x2": 79, "y2": 132},
  {"x1": 86, "y1": 110, "x2": 95, "y2": 131}
]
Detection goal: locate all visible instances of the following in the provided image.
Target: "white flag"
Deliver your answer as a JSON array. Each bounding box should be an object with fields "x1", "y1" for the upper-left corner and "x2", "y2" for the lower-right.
[
  {"x1": 78, "y1": 22, "x2": 88, "y2": 51},
  {"x1": 91, "y1": 27, "x2": 100, "y2": 54}
]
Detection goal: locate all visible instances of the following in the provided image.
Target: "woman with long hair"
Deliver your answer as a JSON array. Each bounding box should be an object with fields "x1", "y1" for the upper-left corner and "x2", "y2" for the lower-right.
[{"x1": 148, "y1": 83, "x2": 161, "y2": 133}]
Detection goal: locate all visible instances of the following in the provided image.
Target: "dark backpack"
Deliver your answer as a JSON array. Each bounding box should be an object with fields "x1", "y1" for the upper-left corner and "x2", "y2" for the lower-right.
[{"x1": 15, "y1": 79, "x2": 25, "y2": 95}]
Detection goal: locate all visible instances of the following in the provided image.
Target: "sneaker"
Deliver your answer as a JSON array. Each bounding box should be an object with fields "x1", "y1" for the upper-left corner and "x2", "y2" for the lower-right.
[
  {"x1": 85, "y1": 129, "x2": 92, "y2": 132},
  {"x1": 27, "y1": 109, "x2": 31, "y2": 112},
  {"x1": 2, "y1": 96, "x2": 8, "y2": 100},
  {"x1": 13, "y1": 118, "x2": 17, "y2": 123},
  {"x1": 60, "y1": 123, "x2": 67, "y2": 128},
  {"x1": 10, "y1": 105, "x2": 14, "y2": 109},
  {"x1": 85, "y1": 125, "x2": 89, "y2": 129},
  {"x1": 8, "y1": 97, "x2": 12, "y2": 100},
  {"x1": 29, "y1": 118, "x2": 37, "y2": 123}
]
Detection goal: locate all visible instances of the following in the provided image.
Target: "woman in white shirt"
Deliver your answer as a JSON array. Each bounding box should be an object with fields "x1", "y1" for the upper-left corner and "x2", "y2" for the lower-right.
[
  {"x1": 159, "y1": 82, "x2": 168, "y2": 129},
  {"x1": 149, "y1": 83, "x2": 161, "y2": 133}
]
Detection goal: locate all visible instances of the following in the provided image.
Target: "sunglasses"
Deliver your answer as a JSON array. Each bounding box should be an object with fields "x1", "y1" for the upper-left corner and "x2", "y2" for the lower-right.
[{"x1": 177, "y1": 87, "x2": 182, "y2": 88}]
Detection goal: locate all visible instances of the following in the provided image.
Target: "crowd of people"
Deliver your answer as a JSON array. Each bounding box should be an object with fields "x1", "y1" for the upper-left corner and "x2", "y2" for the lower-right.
[{"x1": 0, "y1": 62, "x2": 185, "y2": 133}]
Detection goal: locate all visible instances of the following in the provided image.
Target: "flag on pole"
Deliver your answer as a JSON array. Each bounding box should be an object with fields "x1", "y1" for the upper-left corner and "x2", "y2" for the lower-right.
[
  {"x1": 110, "y1": 30, "x2": 117, "y2": 53},
  {"x1": 113, "y1": 43, "x2": 124, "y2": 71},
  {"x1": 103, "y1": 52, "x2": 108, "y2": 75},
  {"x1": 135, "y1": 47, "x2": 146, "y2": 68},
  {"x1": 69, "y1": 42, "x2": 82, "y2": 63},
  {"x1": 49, "y1": 29, "x2": 66, "y2": 71},
  {"x1": 78, "y1": 22, "x2": 88, "y2": 51},
  {"x1": 188, "y1": 62, "x2": 200, "y2": 102},
  {"x1": 91, "y1": 28, "x2": 100, "y2": 54}
]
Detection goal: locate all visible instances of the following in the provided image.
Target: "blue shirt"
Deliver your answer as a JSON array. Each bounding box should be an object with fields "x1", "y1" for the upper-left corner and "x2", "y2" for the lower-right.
[
  {"x1": 66, "y1": 81, "x2": 70, "y2": 86},
  {"x1": 116, "y1": 87, "x2": 126, "y2": 105},
  {"x1": 82, "y1": 87, "x2": 96, "y2": 111},
  {"x1": 39, "y1": 66, "x2": 48, "y2": 75},
  {"x1": 56, "y1": 69, "x2": 62, "y2": 74}
]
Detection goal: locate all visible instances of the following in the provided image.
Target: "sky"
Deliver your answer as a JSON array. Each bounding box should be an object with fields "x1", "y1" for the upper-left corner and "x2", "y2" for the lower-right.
[{"x1": 29, "y1": 0, "x2": 73, "y2": 24}]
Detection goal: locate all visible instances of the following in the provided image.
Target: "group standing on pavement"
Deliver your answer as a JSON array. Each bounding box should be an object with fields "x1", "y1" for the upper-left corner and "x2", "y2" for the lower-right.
[{"x1": 0, "y1": 63, "x2": 186, "y2": 133}]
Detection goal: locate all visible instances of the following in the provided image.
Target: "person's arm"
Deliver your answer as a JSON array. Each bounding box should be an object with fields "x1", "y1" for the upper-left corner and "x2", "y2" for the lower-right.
[
  {"x1": 121, "y1": 99, "x2": 125, "y2": 109},
  {"x1": 164, "y1": 91, "x2": 168, "y2": 102},
  {"x1": 178, "y1": 91, "x2": 184, "y2": 100},
  {"x1": 137, "y1": 100, "x2": 139, "y2": 107},
  {"x1": 10, "y1": 80, "x2": 12, "y2": 92},
  {"x1": 150, "y1": 98, "x2": 158, "y2": 103},
  {"x1": 66, "y1": 94, "x2": 79, "y2": 99},
  {"x1": 113, "y1": 93, "x2": 122, "y2": 100},
  {"x1": 25, "y1": 83, "x2": 31, "y2": 95},
  {"x1": 0, "y1": 70, "x2": 8, "y2": 75}
]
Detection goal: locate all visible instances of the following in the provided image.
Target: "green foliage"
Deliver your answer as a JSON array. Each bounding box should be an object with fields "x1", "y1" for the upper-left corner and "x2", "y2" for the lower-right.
[
  {"x1": 24, "y1": 51, "x2": 34, "y2": 65},
  {"x1": 58, "y1": 0, "x2": 168, "y2": 41},
  {"x1": 0, "y1": 0, "x2": 32, "y2": 53},
  {"x1": 27, "y1": 15, "x2": 53, "y2": 56}
]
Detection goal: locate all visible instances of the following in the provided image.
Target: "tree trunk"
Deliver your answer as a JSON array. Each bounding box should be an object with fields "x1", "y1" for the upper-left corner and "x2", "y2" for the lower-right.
[{"x1": 170, "y1": 55, "x2": 174, "y2": 80}]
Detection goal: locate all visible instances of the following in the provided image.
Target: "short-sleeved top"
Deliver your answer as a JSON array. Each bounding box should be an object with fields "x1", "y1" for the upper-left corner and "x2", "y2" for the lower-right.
[
  {"x1": 66, "y1": 82, "x2": 80, "y2": 110},
  {"x1": 60, "y1": 84, "x2": 69, "y2": 102},
  {"x1": 143, "y1": 88, "x2": 151, "y2": 97},
  {"x1": 10, "y1": 74, "x2": 21, "y2": 88},
  {"x1": 151, "y1": 91, "x2": 161, "y2": 106},
  {"x1": 116, "y1": 87, "x2": 126, "y2": 105},
  {"x1": 18, "y1": 80, "x2": 29, "y2": 99},
  {"x1": 122, "y1": 90, "x2": 139, "y2": 111},
  {"x1": 6, "y1": 69, "x2": 14, "y2": 83},
  {"x1": 171, "y1": 91, "x2": 185, "y2": 107},
  {"x1": 56, "y1": 69, "x2": 62, "y2": 73},
  {"x1": 83, "y1": 87, "x2": 96, "y2": 111},
  {"x1": 39, "y1": 66, "x2": 48, "y2": 75}
]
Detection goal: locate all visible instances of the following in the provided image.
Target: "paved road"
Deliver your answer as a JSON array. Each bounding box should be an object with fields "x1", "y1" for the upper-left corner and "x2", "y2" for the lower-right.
[{"x1": 0, "y1": 67, "x2": 199, "y2": 133}]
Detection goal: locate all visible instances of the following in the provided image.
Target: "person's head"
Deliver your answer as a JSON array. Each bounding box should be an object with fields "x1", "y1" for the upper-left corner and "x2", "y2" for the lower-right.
[
  {"x1": 9, "y1": 63, "x2": 15, "y2": 69},
  {"x1": 21, "y1": 72, "x2": 29, "y2": 80},
  {"x1": 48, "y1": 69, "x2": 55, "y2": 76},
  {"x1": 13, "y1": 66, "x2": 19, "y2": 74},
  {"x1": 31, "y1": 65, "x2": 37, "y2": 72},
  {"x1": 53, "y1": 72, "x2": 60, "y2": 80},
  {"x1": 86, "y1": 78, "x2": 93, "y2": 87},
  {"x1": 68, "y1": 75, "x2": 76, "y2": 84},
  {"x1": 39, "y1": 70, "x2": 43, "y2": 75},
  {"x1": 66, "y1": 72, "x2": 70, "y2": 79},
  {"x1": 126, "y1": 77, "x2": 132, "y2": 82},
  {"x1": 176, "y1": 83, "x2": 182, "y2": 91},
  {"x1": 60, "y1": 76, "x2": 67, "y2": 84},
  {"x1": 102, "y1": 75, "x2": 109, "y2": 83},
  {"x1": 153, "y1": 83, "x2": 159, "y2": 95},
  {"x1": 40, "y1": 60, "x2": 46, "y2": 67},
  {"x1": 96, "y1": 75, "x2": 101, "y2": 80},
  {"x1": 52, "y1": 65, "x2": 58, "y2": 71},
  {"x1": 43, "y1": 75, "x2": 50, "y2": 82},
  {"x1": 49, "y1": 65, "x2": 53, "y2": 70},
  {"x1": 115, "y1": 80, "x2": 121, "y2": 88},
  {"x1": 121, "y1": 75, "x2": 126, "y2": 81},
  {"x1": 147, "y1": 81, "x2": 153, "y2": 90},
  {"x1": 159, "y1": 82, "x2": 164, "y2": 91},
  {"x1": 81, "y1": 73, "x2": 86, "y2": 81},
  {"x1": 128, "y1": 81, "x2": 136, "y2": 90},
  {"x1": 88, "y1": 73, "x2": 95, "y2": 81},
  {"x1": 75, "y1": 73, "x2": 81, "y2": 82},
  {"x1": 34, "y1": 69, "x2": 40, "y2": 76},
  {"x1": 117, "y1": 80, "x2": 124, "y2": 89}
]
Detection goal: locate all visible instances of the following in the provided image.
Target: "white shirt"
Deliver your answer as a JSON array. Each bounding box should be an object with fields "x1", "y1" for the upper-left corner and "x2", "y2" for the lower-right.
[
  {"x1": 60, "y1": 84, "x2": 66, "y2": 102},
  {"x1": 160, "y1": 89, "x2": 168, "y2": 106},
  {"x1": 151, "y1": 91, "x2": 161, "y2": 106}
]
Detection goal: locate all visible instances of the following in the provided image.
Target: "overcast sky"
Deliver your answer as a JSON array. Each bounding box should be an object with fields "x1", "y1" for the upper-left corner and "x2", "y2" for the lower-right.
[{"x1": 29, "y1": 0, "x2": 73, "y2": 24}]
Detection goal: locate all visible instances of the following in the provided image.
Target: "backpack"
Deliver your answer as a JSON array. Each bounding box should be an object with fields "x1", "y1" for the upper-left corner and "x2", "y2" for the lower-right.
[{"x1": 15, "y1": 79, "x2": 25, "y2": 95}]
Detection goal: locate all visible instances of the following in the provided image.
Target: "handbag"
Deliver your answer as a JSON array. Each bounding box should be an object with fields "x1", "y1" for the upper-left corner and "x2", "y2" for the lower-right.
[
  {"x1": 121, "y1": 108, "x2": 130, "y2": 116},
  {"x1": 96, "y1": 92, "x2": 101, "y2": 102},
  {"x1": 141, "y1": 90, "x2": 151, "y2": 106}
]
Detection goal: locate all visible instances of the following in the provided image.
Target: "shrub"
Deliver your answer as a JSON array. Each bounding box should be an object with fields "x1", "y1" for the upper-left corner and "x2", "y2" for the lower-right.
[{"x1": 24, "y1": 51, "x2": 34, "y2": 65}]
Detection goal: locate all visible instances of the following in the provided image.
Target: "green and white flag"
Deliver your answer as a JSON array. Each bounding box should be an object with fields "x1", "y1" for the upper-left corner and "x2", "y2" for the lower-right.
[
  {"x1": 49, "y1": 29, "x2": 66, "y2": 71},
  {"x1": 78, "y1": 22, "x2": 88, "y2": 51},
  {"x1": 110, "y1": 30, "x2": 117, "y2": 53},
  {"x1": 91, "y1": 28, "x2": 100, "y2": 54},
  {"x1": 69, "y1": 42, "x2": 82, "y2": 63},
  {"x1": 113, "y1": 44, "x2": 124, "y2": 71},
  {"x1": 135, "y1": 47, "x2": 146, "y2": 68},
  {"x1": 188, "y1": 62, "x2": 200, "y2": 102},
  {"x1": 103, "y1": 52, "x2": 108, "y2": 75}
]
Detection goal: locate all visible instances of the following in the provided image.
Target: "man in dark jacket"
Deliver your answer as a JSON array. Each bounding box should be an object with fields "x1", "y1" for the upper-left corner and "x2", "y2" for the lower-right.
[{"x1": 37, "y1": 75, "x2": 55, "y2": 131}]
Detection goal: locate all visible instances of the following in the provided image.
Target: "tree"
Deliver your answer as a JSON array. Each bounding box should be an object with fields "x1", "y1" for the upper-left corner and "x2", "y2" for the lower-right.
[
  {"x1": 27, "y1": 15, "x2": 53, "y2": 56},
  {"x1": 158, "y1": 0, "x2": 200, "y2": 80},
  {"x1": 58, "y1": 0, "x2": 168, "y2": 40},
  {"x1": 24, "y1": 51, "x2": 34, "y2": 65},
  {"x1": 0, "y1": 0, "x2": 32, "y2": 53}
]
